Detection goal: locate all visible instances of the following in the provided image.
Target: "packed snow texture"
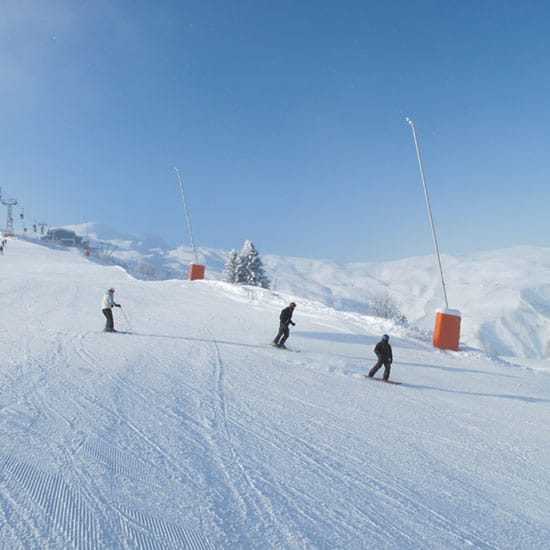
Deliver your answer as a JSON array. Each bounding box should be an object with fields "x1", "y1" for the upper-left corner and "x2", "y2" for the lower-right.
[{"x1": 1, "y1": 237, "x2": 549, "y2": 549}]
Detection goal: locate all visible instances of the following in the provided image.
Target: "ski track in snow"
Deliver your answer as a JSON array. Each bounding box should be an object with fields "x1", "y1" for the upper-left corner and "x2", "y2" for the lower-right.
[
  {"x1": 1, "y1": 326, "x2": 212, "y2": 548},
  {"x1": 1, "y1": 239, "x2": 550, "y2": 549}
]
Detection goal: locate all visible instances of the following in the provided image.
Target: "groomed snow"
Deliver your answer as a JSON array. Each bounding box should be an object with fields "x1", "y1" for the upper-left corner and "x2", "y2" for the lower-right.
[{"x1": 1, "y1": 238, "x2": 549, "y2": 548}]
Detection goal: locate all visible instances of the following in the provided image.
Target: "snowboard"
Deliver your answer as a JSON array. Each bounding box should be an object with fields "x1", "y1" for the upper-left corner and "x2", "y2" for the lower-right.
[{"x1": 365, "y1": 375, "x2": 401, "y2": 385}]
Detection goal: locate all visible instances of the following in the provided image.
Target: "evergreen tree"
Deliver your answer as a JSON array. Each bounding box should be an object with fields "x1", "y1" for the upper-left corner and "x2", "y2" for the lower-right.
[
  {"x1": 238, "y1": 240, "x2": 270, "y2": 288},
  {"x1": 223, "y1": 249, "x2": 240, "y2": 284}
]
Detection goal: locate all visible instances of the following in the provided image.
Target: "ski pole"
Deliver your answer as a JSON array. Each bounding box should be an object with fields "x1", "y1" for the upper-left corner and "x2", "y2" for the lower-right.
[{"x1": 118, "y1": 306, "x2": 132, "y2": 333}]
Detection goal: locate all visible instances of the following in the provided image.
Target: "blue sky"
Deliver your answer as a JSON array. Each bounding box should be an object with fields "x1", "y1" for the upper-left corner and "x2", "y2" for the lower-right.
[{"x1": 1, "y1": 1, "x2": 549, "y2": 262}]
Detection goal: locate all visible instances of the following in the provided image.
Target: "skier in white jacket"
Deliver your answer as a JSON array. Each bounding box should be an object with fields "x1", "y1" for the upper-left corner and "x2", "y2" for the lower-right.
[{"x1": 101, "y1": 288, "x2": 121, "y2": 332}]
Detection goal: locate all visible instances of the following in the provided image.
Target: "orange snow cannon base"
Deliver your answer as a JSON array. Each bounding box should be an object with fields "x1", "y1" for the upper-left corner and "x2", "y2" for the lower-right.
[
  {"x1": 433, "y1": 309, "x2": 461, "y2": 351},
  {"x1": 188, "y1": 263, "x2": 205, "y2": 281}
]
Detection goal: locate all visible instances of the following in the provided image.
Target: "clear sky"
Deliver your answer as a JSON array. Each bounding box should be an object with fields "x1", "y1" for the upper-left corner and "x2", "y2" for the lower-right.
[{"x1": 1, "y1": 1, "x2": 549, "y2": 262}]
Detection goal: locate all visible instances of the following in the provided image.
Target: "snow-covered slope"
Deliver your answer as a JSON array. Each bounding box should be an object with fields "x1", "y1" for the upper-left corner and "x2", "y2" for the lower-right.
[
  {"x1": 52, "y1": 223, "x2": 550, "y2": 359},
  {"x1": 1, "y1": 238, "x2": 549, "y2": 548}
]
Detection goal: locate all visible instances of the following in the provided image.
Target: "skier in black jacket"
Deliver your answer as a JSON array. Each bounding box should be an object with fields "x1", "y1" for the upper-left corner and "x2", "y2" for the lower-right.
[
  {"x1": 368, "y1": 334, "x2": 393, "y2": 380},
  {"x1": 272, "y1": 302, "x2": 296, "y2": 349}
]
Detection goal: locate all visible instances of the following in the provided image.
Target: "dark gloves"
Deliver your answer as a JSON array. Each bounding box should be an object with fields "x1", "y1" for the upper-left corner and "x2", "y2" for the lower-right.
[{"x1": 291, "y1": 321, "x2": 296, "y2": 326}]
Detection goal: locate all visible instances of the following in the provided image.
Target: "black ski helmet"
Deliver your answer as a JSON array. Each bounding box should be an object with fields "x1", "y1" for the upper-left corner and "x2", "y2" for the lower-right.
[{"x1": 382, "y1": 334, "x2": 389, "y2": 342}]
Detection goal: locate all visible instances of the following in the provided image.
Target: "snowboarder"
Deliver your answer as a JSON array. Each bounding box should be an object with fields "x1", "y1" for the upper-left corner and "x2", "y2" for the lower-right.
[
  {"x1": 368, "y1": 334, "x2": 393, "y2": 381},
  {"x1": 272, "y1": 302, "x2": 296, "y2": 349},
  {"x1": 101, "y1": 288, "x2": 121, "y2": 332}
]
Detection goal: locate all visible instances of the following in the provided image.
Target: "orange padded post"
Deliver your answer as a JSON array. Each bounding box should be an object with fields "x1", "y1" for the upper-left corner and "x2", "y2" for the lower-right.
[
  {"x1": 188, "y1": 263, "x2": 205, "y2": 281},
  {"x1": 433, "y1": 309, "x2": 461, "y2": 351}
]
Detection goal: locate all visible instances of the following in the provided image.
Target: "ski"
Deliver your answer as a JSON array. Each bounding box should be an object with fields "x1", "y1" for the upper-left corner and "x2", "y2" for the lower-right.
[{"x1": 268, "y1": 343, "x2": 300, "y2": 352}]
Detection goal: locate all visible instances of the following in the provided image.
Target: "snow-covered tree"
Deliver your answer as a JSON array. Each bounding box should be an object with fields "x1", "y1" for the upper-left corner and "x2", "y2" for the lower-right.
[
  {"x1": 223, "y1": 249, "x2": 240, "y2": 284},
  {"x1": 237, "y1": 240, "x2": 270, "y2": 289},
  {"x1": 370, "y1": 291, "x2": 408, "y2": 325}
]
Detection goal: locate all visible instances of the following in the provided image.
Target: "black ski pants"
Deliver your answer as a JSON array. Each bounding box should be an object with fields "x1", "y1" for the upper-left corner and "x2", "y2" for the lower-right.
[
  {"x1": 102, "y1": 308, "x2": 115, "y2": 331},
  {"x1": 368, "y1": 358, "x2": 391, "y2": 381},
  {"x1": 273, "y1": 323, "x2": 290, "y2": 346}
]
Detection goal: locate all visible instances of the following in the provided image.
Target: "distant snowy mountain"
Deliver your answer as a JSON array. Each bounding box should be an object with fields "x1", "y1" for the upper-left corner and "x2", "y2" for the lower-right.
[
  {"x1": 47, "y1": 223, "x2": 550, "y2": 359},
  {"x1": 60, "y1": 222, "x2": 229, "y2": 281}
]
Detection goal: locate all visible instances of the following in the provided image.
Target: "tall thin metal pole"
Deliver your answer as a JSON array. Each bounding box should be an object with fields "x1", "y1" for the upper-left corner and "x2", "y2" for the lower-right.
[
  {"x1": 175, "y1": 167, "x2": 199, "y2": 264},
  {"x1": 406, "y1": 117, "x2": 449, "y2": 309}
]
